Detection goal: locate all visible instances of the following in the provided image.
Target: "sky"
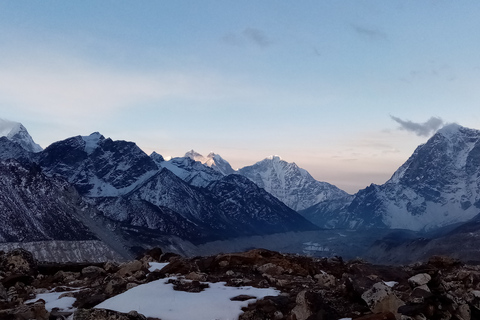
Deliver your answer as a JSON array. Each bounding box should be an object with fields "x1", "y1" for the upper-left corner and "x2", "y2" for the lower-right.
[{"x1": 1, "y1": 1, "x2": 480, "y2": 193}]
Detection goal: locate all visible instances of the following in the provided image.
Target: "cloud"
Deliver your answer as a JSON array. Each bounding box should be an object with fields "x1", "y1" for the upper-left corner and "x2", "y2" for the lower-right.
[
  {"x1": 221, "y1": 28, "x2": 271, "y2": 48},
  {"x1": 391, "y1": 116, "x2": 444, "y2": 136},
  {"x1": 352, "y1": 24, "x2": 387, "y2": 41},
  {"x1": 242, "y1": 28, "x2": 271, "y2": 47}
]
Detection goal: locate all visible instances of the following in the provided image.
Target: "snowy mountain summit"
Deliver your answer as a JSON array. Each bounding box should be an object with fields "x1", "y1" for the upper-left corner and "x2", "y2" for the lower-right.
[
  {"x1": 0, "y1": 119, "x2": 42, "y2": 152},
  {"x1": 185, "y1": 150, "x2": 235, "y2": 175},
  {"x1": 238, "y1": 155, "x2": 349, "y2": 211},
  {"x1": 304, "y1": 123, "x2": 480, "y2": 231}
]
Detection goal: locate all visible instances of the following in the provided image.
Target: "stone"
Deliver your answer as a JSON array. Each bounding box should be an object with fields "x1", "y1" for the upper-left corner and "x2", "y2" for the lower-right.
[
  {"x1": 104, "y1": 277, "x2": 127, "y2": 296},
  {"x1": 116, "y1": 260, "x2": 143, "y2": 277},
  {"x1": 314, "y1": 271, "x2": 337, "y2": 288},
  {"x1": 81, "y1": 265, "x2": 106, "y2": 278},
  {"x1": 0, "y1": 299, "x2": 49, "y2": 320},
  {"x1": 230, "y1": 294, "x2": 257, "y2": 301},
  {"x1": 456, "y1": 304, "x2": 471, "y2": 320},
  {"x1": 1, "y1": 248, "x2": 37, "y2": 276},
  {"x1": 0, "y1": 283, "x2": 8, "y2": 301},
  {"x1": 408, "y1": 274, "x2": 431, "y2": 287},
  {"x1": 126, "y1": 282, "x2": 138, "y2": 290},
  {"x1": 103, "y1": 261, "x2": 120, "y2": 273},
  {"x1": 291, "y1": 290, "x2": 312, "y2": 320},
  {"x1": 185, "y1": 271, "x2": 207, "y2": 282},
  {"x1": 409, "y1": 284, "x2": 432, "y2": 303},
  {"x1": 257, "y1": 263, "x2": 285, "y2": 276},
  {"x1": 361, "y1": 282, "x2": 405, "y2": 319}
]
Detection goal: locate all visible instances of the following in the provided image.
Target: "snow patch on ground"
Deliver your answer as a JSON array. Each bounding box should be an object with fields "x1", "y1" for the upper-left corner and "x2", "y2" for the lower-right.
[
  {"x1": 148, "y1": 262, "x2": 169, "y2": 272},
  {"x1": 383, "y1": 281, "x2": 398, "y2": 287},
  {"x1": 95, "y1": 277, "x2": 280, "y2": 320},
  {"x1": 25, "y1": 287, "x2": 82, "y2": 312}
]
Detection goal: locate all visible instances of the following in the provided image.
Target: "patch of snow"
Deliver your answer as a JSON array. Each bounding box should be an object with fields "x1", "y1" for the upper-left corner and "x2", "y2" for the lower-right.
[
  {"x1": 81, "y1": 132, "x2": 103, "y2": 155},
  {"x1": 148, "y1": 262, "x2": 169, "y2": 272},
  {"x1": 95, "y1": 277, "x2": 280, "y2": 320},
  {"x1": 383, "y1": 281, "x2": 398, "y2": 287},
  {"x1": 25, "y1": 287, "x2": 82, "y2": 312}
]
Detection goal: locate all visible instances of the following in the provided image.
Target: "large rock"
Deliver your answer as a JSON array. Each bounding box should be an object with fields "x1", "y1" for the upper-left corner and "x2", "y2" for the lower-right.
[
  {"x1": 0, "y1": 248, "x2": 38, "y2": 276},
  {"x1": 0, "y1": 299, "x2": 49, "y2": 320},
  {"x1": 408, "y1": 273, "x2": 431, "y2": 287},
  {"x1": 116, "y1": 260, "x2": 143, "y2": 277},
  {"x1": 361, "y1": 282, "x2": 404, "y2": 319}
]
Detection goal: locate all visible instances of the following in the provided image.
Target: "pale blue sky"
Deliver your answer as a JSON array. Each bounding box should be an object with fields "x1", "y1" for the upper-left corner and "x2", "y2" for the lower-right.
[{"x1": 1, "y1": 1, "x2": 480, "y2": 192}]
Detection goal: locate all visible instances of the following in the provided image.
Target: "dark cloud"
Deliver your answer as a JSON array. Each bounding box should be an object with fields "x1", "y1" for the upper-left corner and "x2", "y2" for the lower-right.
[
  {"x1": 352, "y1": 24, "x2": 387, "y2": 41},
  {"x1": 242, "y1": 28, "x2": 271, "y2": 47},
  {"x1": 391, "y1": 116, "x2": 444, "y2": 136}
]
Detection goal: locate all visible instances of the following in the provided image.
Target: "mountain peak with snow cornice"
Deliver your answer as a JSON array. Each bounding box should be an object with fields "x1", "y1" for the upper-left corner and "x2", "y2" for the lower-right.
[
  {"x1": 184, "y1": 150, "x2": 235, "y2": 175},
  {"x1": 0, "y1": 119, "x2": 42, "y2": 153}
]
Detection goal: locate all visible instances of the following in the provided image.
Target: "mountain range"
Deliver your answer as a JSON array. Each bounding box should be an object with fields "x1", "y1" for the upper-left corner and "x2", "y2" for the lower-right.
[
  {"x1": 0, "y1": 120, "x2": 323, "y2": 255},
  {"x1": 3, "y1": 119, "x2": 480, "y2": 263}
]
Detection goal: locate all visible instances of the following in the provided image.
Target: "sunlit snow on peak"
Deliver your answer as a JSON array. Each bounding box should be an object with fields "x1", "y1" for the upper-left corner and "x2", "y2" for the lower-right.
[{"x1": 266, "y1": 155, "x2": 282, "y2": 161}]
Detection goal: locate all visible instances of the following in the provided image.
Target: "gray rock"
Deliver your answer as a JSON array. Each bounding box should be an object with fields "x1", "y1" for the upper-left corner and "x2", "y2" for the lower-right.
[
  {"x1": 361, "y1": 282, "x2": 405, "y2": 319},
  {"x1": 408, "y1": 273, "x2": 431, "y2": 287}
]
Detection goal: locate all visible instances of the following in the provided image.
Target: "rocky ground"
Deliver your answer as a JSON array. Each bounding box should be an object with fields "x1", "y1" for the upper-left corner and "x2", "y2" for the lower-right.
[{"x1": 1, "y1": 247, "x2": 480, "y2": 320}]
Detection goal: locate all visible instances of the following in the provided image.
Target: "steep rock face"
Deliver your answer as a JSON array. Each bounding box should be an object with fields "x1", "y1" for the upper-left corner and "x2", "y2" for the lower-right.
[
  {"x1": 0, "y1": 136, "x2": 34, "y2": 162},
  {"x1": 39, "y1": 133, "x2": 158, "y2": 196},
  {"x1": 128, "y1": 169, "x2": 317, "y2": 239},
  {"x1": 92, "y1": 196, "x2": 203, "y2": 240},
  {"x1": 307, "y1": 124, "x2": 480, "y2": 231},
  {"x1": 238, "y1": 156, "x2": 349, "y2": 211},
  {"x1": 0, "y1": 160, "x2": 96, "y2": 242},
  {"x1": 207, "y1": 175, "x2": 318, "y2": 234},
  {"x1": 0, "y1": 119, "x2": 42, "y2": 153}
]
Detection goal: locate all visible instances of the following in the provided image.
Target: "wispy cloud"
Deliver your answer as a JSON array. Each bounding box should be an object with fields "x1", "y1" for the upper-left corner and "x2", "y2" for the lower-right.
[
  {"x1": 242, "y1": 28, "x2": 271, "y2": 47},
  {"x1": 352, "y1": 24, "x2": 387, "y2": 41},
  {"x1": 391, "y1": 116, "x2": 444, "y2": 136},
  {"x1": 221, "y1": 27, "x2": 272, "y2": 48}
]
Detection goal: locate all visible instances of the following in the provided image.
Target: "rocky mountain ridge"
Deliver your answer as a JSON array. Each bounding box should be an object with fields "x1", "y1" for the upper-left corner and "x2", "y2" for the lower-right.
[{"x1": 301, "y1": 124, "x2": 480, "y2": 231}]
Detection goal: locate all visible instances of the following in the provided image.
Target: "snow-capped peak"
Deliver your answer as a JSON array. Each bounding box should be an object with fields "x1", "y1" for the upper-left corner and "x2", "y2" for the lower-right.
[
  {"x1": 0, "y1": 118, "x2": 43, "y2": 152},
  {"x1": 81, "y1": 132, "x2": 104, "y2": 155},
  {"x1": 266, "y1": 155, "x2": 282, "y2": 161},
  {"x1": 436, "y1": 123, "x2": 463, "y2": 140},
  {"x1": 184, "y1": 150, "x2": 235, "y2": 175},
  {"x1": 238, "y1": 156, "x2": 349, "y2": 211},
  {"x1": 185, "y1": 149, "x2": 205, "y2": 162}
]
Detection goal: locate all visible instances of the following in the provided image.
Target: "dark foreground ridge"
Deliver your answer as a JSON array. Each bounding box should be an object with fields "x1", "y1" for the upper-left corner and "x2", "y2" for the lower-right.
[{"x1": 1, "y1": 248, "x2": 479, "y2": 320}]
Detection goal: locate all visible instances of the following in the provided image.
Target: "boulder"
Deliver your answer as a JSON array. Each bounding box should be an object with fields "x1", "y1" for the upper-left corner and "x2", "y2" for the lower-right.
[
  {"x1": 257, "y1": 263, "x2": 285, "y2": 276},
  {"x1": 408, "y1": 274, "x2": 431, "y2": 287},
  {"x1": 291, "y1": 290, "x2": 312, "y2": 320},
  {"x1": 116, "y1": 261, "x2": 143, "y2": 277},
  {"x1": 361, "y1": 282, "x2": 404, "y2": 319},
  {"x1": 81, "y1": 266, "x2": 106, "y2": 278},
  {"x1": 0, "y1": 249, "x2": 37, "y2": 276},
  {"x1": 0, "y1": 299, "x2": 49, "y2": 320}
]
